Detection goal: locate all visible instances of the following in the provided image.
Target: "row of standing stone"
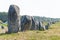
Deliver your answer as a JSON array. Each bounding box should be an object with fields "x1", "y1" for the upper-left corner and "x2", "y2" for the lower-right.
[
  {"x1": 8, "y1": 5, "x2": 50, "y2": 33},
  {"x1": 21, "y1": 15, "x2": 50, "y2": 31}
]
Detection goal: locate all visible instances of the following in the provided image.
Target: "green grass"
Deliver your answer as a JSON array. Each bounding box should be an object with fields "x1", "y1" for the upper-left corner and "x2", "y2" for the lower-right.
[
  {"x1": 0, "y1": 30, "x2": 60, "y2": 40},
  {"x1": 0, "y1": 23, "x2": 7, "y2": 27},
  {"x1": 0, "y1": 22, "x2": 60, "y2": 40}
]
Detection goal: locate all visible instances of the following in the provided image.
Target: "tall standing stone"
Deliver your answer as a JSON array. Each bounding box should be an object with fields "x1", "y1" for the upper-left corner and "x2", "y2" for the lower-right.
[{"x1": 8, "y1": 5, "x2": 20, "y2": 33}]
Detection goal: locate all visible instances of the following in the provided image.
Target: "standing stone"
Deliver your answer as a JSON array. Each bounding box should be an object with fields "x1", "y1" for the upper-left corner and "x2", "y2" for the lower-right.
[
  {"x1": 45, "y1": 22, "x2": 50, "y2": 30},
  {"x1": 34, "y1": 21, "x2": 39, "y2": 30},
  {"x1": 39, "y1": 21, "x2": 46, "y2": 30},
  {"x1": 31, "y1": 17, "x2": 40, "y2": 30},
  {"x1": 39, "y1": 21, "x2": 43, "y2": 30},
  {"x1": 21, "y1": 15, "x2": 32, "y2": 31},
  {"x1": 8, "y1": 5, "x2": 20, "y2": 33},
  {"x1": 31, "y1": 17, "x2": 35, "y2": 30}
]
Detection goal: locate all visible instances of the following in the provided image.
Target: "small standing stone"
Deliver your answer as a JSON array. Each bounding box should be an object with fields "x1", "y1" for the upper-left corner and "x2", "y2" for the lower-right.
[{"x1": 45, "y1": 22, "x2": 50, "y2": 30}]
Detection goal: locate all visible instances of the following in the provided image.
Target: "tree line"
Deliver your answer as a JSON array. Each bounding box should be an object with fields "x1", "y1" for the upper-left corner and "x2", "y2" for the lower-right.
[{"x1": 0, "y1": 12, "x2": 60, "y2": 23}]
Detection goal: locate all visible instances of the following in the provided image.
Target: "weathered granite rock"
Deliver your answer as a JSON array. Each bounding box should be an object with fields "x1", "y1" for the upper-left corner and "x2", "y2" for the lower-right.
[
  {"x1": 31, "y1": 17, "x2": 35, "y2": 30},
  {"x1": 8, "y1": 5, "x2": 20, "y2": 33},
  {"x1": 21, "y1": 15, "x2": 32, "y2": 31},
  {"x1": 34, "y1": 21, "x2": 39, "y2": 30},
  {"x1": 39, "y1": 21, "x2": 46, "y2": 30},
  {"x1": 31, "y1": 17, "x2": 40, "y2": 30},
  {"x1": 45, "y1": 22, "x2": 50, "y2": 30}
]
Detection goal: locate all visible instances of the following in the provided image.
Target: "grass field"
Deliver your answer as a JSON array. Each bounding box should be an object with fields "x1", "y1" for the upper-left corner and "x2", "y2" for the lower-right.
[{"x1": 0, "y1": 22, "x2": 60, "y2": 40}]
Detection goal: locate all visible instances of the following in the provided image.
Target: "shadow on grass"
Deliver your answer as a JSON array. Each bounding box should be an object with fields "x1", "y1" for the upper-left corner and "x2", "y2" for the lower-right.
[
  {"x1": 0, "y1": 33, "x2": 10, "y2": 36},
  {"x1": 0, "y1": 32, "x2": 17, "y2": 36}
]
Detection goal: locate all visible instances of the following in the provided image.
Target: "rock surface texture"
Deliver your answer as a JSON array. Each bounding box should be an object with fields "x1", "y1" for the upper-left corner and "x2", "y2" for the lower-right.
[{"x1": 21, "y1": 15, "x2": 32, "y2": 31}]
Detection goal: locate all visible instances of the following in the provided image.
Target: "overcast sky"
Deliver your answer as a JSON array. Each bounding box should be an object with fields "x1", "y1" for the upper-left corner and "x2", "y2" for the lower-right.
[{"x1": 0, "y1": 0, "x2": 60, "y2": 18}]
